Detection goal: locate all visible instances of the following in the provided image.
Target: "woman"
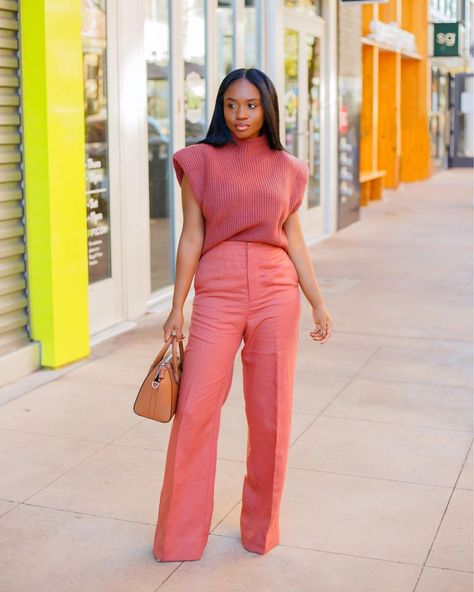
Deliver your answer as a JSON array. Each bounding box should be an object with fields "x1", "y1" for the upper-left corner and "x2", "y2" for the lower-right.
[{"x1": 153, "y1": 67, "x2": 333, "y2": 562}]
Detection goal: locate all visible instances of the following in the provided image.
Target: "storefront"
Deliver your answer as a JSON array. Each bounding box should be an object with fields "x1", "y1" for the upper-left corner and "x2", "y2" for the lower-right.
[
  {"x1": 359, "y1": 0, "x2": 431, "y2": 202},
  {"x1": 337, "y1": 1, "x2": 362, "y2": 229},
  {"x1": 1, "y1": 0, "x2": 339, "y2": 384},
  {"x1": 428, "y1": 0, "x2": 473, "y2": 169}
]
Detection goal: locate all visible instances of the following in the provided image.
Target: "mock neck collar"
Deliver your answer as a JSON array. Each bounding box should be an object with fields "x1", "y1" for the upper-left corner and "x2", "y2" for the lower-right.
[{"x1": 227, "y1": 131, "x2": 270, "y2": 151}]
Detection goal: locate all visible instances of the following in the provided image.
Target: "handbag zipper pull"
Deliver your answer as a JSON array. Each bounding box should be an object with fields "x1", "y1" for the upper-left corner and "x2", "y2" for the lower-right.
[{"x1": 152, "y1": 362, "x2": 167, "y2": 389}]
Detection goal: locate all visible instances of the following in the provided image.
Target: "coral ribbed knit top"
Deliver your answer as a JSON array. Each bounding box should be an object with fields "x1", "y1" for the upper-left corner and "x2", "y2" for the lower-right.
[{"x1": 172, "y1": 132, "x2": 309, "y2": 256}]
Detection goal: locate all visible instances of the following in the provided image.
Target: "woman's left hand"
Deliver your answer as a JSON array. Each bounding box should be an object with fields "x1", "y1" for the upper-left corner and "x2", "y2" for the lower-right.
[{"x1": 310, "y1": 304, "x2": 334, "y2": 343}]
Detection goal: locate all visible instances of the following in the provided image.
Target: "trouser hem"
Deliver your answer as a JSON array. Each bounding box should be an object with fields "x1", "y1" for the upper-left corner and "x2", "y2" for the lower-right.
[
  {"x1": 241, "y1": 537, "x2": 279, "y2": 556},
  {"x1": 153, "y1": 537, "x2": 207, "y2": 562}
]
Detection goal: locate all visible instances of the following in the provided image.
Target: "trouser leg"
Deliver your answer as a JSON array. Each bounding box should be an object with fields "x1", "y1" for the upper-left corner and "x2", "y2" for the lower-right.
[
  {"x1": 153, "y1": 285, "x2": 244, "y2": 561},
  {"x1": 239, "y1": 248, "x2": 301, "y2": 554}
]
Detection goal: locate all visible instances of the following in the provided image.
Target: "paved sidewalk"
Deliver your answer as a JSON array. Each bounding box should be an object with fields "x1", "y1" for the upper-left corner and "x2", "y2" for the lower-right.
[{"x1": 0, "y1": 170, "x2": 472, "y2": 592}]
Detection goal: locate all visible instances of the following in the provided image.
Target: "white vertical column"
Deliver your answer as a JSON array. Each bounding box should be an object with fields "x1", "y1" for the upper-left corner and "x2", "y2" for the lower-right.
[
  {"x1": 170, "y1": 0, "x2": 185, "y2": 257},
  {"x1": 206, "y1": 0, "x2": 218, "y2": 115},
  {"x1": 323, "y1": 0, "x2": 338, "y2": 235},
  {"x1": 115, "y1": 0, "x2": 151, "y2": 319},
  {"x1": 235, "y1": 0, "x2": 246, "y2": 67},
  {"x1": 263, "y1": 0, "x2": 285, "y2": 142}
]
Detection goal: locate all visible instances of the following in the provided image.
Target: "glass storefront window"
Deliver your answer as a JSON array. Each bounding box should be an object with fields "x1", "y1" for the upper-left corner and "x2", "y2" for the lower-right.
[
  {"x1": 284, "y1": 0, "x2": 322, "y2": 17},
  {"x1": 430, "y1": 67, "x2": 448, "y2": 164},
  {"x1": 184, "y1": 0, "x2": 206, "y2": 146},
  {"x1": 284, "y1": 29, "x2": 299, "y2": 158},
  {"x1": 285, "y1": 28, "x2": 321, "y2": 209},
  {"x1": 146, "y1": 0, "x2": 172, "y2": 292},
  {"x1": 82, "y1": 0, "x2": 112, "y2": 284},
  {"x1": 453, "y1": 74, "x2": 474, "y2": 158},
  {"x1": 217, "y1": 0, "x2": 234, "y2": 82},
  {"x1": 430, "y1": 0, "x2": 458, "y2": 20},
  {"x1": 306, "y1": 34, "x2": 321, "y2": 208},
  {"x1": 244, "y1": 0, "x2": 260, "y2": 68}
]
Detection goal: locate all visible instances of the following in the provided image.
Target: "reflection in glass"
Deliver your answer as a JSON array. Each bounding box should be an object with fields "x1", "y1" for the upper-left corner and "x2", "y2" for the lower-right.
[
  {"x1": 146, "y1": 0, "x2": 172, "y2": 291},
  {"x1": 284, "y1": 29, "x2": 299, "y2": 158},
  {"x1": 429, "y1": 0, "x2": 458, "y2": 20},
  {"x1": 306, "y1": 34, "x2": 320, "y2": 208},
  {"x1": 284, "y1": 0, "x2": 322, "y2": 16},
  {"x1": 455, "y1": 75, "x2": 474, "y2": 158},
  {"x1": 429, "y1": 67, "x2": 447, "y2": 163},
  {"x1": 217, "y1": 0, "x2": 234, "y2": 83},
  {"x1": 184, "y1": 0, "x2": 206, "y2": 146},
  {"x1": 82, "y1": 0, "x2": 111, "y2": 284},
  {"x1": 244, "y1": 0, "x2": 260, "y2": 68}
]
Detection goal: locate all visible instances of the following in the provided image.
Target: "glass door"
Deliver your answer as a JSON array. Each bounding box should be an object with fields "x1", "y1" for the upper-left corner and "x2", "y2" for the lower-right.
[
  {"x1": 284, "y1": 9, "x2": 324, "y2": 233},
  {"x1": 448, "y1": 73, "x2": 474, "y2": 168},
  {"x1": 82, "y1": 0, "x2": 124, "y2": 334},
  {"x1": 146, "y1": 0, "x2": 173, "y2": 292}
]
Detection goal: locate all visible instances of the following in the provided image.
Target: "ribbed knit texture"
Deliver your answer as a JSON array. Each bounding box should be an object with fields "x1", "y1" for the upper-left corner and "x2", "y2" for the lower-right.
[{"x1": 172, "y1": 132, "x2": 309, "y2": 256}]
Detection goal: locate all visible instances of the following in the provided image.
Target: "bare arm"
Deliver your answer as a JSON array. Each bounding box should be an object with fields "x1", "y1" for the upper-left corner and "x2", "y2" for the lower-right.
[
  {"x1": 162, "y1": 174, "x2": 204, "y2": 341},
  {"x1": 283, "y1": 212, "x2": 334, "y2": 343}
]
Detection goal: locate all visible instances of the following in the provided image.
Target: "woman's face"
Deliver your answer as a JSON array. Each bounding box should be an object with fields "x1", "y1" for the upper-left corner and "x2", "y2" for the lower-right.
[{"x1": 223, "y1": 78, "x2": 265, "y2": 140}]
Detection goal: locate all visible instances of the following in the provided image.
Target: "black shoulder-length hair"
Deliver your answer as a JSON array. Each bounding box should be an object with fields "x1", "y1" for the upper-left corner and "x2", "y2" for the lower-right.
[{"x1": 197, "y1": 68, "x2": 286, "y2": 151}]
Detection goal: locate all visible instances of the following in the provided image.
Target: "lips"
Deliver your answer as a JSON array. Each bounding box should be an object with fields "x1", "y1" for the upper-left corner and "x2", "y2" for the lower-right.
[{"x1": 235, "y1": 124, "x2": 249, "y2": 131}]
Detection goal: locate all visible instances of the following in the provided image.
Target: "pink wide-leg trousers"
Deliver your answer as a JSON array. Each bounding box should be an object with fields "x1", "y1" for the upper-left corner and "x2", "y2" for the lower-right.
[{"x1": 153, "y1": 240, "x2": 301, "y2": 561}]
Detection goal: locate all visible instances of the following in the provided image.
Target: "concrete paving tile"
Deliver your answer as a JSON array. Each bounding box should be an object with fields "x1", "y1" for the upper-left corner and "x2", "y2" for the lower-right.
[
  {"x1": 415, "y1": 567, "x2": 474, "y2": 592},
  {"x1": 322, "y1": 378, "x2": 473, "y2": 432},
  {"x1": 309, "y1": 295, "x2": 451, "y2": 339},
  {"x1": 213, "y1": 468, "x2": 451, "y2": 564},
  {"x1": 63, "y1": 355, "x2": 147, "y2": 389},
  {"x1": 0, "y1": 429, "x2": 103, "y2": 502},
  {"x1": 428, "y1": 307, "x2": 473, "y2": 343},
  {"x1": 27, "y1": 444, "x2": 245, "y2": 531},
  {"x1": 0, "y1": 380, "x2": 141, "y2": 442},
  {"x1": 288, "y1": 416, "x2": 472, "y2": 486},
  {"x1": 291, "y1": 372, "x2": 350, "y2": 416},
  {"x1": 295, "y1": 340, "x2": 378, "y2": 377},
  {"x1": 324, "y1": 330, "x2": 472, "y2": 356},
  {"x1": 0, "y1": 504, "x2": 174, "y2": 592},
  {"x1": 426, "y1": 282, "x2": 473, "y2": 342},
  {"x1": 427, "y1": 488, "x2": 473, "y2": 572},
  {"x1": 357, "y1": 345, "x2": 473, "y2": 389},
  {"x1": 457, "y1": 448, "x2": 473, "y2": 490},
  {"x1": 158, "y1": 534, "x2": 420, "y2": 592},
  {"x1": 0, "y1": 499, "x2": 17, "y2": 517},
  {"x1": 114, "y1": 417, "x2": 172, "y2": 450}
]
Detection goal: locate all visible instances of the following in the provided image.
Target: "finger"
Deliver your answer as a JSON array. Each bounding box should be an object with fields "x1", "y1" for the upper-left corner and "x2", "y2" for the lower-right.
[{"x1": 320, "y1": 330, "x2": 332, "y2": 343}]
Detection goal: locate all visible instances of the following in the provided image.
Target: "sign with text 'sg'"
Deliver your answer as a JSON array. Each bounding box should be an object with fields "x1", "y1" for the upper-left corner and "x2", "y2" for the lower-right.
[{"x1": 433, "y1": 22, "x2": 460, "y2": 57}]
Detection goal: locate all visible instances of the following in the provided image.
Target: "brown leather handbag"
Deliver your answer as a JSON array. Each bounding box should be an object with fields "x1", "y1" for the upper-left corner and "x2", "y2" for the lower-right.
[{"x1": 133, "y1": 330, "x2": 186, "y2": 423}]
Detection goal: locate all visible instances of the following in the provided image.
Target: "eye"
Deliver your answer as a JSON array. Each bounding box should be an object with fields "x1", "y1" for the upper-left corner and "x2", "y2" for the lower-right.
[
  {"x1": 226, "y1": 103, "x2": 236, "y2": 110},
  {"x1": 248, "y1": 103, "x2": 257, "y2": 109}
]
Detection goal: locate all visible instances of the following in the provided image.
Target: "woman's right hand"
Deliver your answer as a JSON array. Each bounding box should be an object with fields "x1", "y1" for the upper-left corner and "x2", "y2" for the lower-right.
[{"x1": 163, "y1": 306, "x2": 185, "y2": 342}]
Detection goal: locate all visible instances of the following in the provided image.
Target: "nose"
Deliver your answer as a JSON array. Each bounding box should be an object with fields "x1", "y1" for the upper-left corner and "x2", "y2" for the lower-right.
[{"x1": 236, "y1": 106, "x2": 248, "y2": 120}]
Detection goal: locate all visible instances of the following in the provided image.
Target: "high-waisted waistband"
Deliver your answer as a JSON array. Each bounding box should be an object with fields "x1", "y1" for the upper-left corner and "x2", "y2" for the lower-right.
[
  {"x1": 194, "y1": 239, "x2": 299, "y2": 305},
  {"x1": 202, "y1": 239, "x2": 285, "y2": 254}
]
